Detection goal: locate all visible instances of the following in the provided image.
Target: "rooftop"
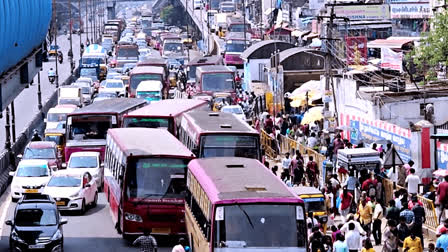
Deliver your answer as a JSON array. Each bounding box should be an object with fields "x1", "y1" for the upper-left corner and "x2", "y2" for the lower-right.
[{"x1": 183, "y1": 111, "x2": 257, "y2": 134}]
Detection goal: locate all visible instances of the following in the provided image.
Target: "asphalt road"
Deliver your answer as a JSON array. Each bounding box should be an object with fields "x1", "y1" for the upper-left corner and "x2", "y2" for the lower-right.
[
  {"x1": 0, "y1": 33, "x2": 83, "y2": 146},
  {"x1": 0, "y1": 191, "x2": 174, "y2": 251}
]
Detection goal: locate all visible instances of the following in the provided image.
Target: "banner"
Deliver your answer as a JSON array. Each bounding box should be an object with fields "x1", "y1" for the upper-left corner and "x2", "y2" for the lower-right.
[
  {"x1": 333, "y1": 5, "x2": 390, "y2": 20},
  {"x1": 381, "y1": 48, "x2": 403, "y2": 72},
  {"x1": 438, "y1": 142, "x2": 448, "y2": 170},
  {"x1": 346, "y1": 36, "x2": 368, "y2": 65},
  {"x1": 390, "y1": 3, "x2": 433, "y2": 19}
]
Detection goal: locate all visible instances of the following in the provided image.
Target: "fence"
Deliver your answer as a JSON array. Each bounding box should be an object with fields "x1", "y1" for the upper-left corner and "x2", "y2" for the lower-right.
[
  {"x1": 0, "y1": 72, "x2": 76, "y2": 197},
  {"x1": 383, "y1": 178, "x2": 439, "y2": 231}
]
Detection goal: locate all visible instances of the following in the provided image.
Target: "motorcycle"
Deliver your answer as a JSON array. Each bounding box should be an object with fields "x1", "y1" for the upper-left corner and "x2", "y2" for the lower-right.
[
  {"x1": 57, "y1": 52, "x2": 63, "y2": 64},
  {"x1": 48, "y1": 76, "x2": 55, "y2": 84}
]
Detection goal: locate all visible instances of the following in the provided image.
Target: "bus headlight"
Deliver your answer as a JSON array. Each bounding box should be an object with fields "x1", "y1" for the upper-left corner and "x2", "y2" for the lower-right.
[{"x1": 125, "y1": 212, "x2": 143, "y2": 222}]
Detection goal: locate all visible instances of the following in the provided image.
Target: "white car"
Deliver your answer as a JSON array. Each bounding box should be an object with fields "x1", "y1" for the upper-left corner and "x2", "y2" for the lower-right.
[
  {"x1": 43, "y1": 170, "x2": 98, "y2": 214},
  {"x1": 10, "y1": 160, "x2": 53, "y2": 201},
  {"x1": 66, "y1": 152, "x2": 103, "y2": 190},
  {"x1": 100, "y1": 79, "x2": 126, "y2": 97},
  {"x1": 74, "y1": 82, "x2": 93, "y2": 105},
  {"x1": 221, "y1": 105, "x2": 246, "y2": 121}
]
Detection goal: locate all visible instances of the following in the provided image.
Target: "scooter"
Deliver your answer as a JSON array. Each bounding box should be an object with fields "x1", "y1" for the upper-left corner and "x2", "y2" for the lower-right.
[{"x1": 49, "y1": 76, "x2": 55, "y2": 84}]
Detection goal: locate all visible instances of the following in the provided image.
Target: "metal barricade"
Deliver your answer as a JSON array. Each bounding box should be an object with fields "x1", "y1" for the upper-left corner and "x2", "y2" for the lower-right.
[{"x1": 261, "y1": 130, "x2": 277, "y2": 159}]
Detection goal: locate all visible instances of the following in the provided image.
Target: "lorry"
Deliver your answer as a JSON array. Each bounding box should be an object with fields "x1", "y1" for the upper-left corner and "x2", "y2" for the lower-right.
[
  {"x1": 110, "y1": 44, "x2": 139, "y2": 72},
  {"x1": 79, "y1": 59, "x2": 101, "y2": 84}
]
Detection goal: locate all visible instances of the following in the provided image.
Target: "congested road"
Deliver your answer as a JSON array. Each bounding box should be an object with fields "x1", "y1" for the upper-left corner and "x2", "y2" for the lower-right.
[{"x1": 0, "y1": 191, "x2": 175, "y2": 251}]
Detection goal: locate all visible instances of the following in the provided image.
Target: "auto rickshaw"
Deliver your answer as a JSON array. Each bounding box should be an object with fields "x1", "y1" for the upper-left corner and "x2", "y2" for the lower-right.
[
  {"x1": 290, "y1": 186, "x2": 328, "y2": 233},
  {"x1": 49, "y1": 45, "x2": 60, "y2": 57},
  {"x1": 44, "y1": 128, "x2": 66, "y2": 162}
]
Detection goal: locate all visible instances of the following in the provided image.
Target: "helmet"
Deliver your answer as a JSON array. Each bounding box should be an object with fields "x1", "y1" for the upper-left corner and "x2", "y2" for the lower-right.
[{"x1": 185, "y1": 246, "x2": 190, "y2": 252}]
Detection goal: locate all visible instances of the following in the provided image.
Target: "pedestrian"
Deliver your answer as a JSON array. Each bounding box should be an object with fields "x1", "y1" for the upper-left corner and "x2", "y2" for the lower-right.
[
  {"x1": 306, "y1": 156, "x2": 319, "y2": 186},
  {"x1": 334, "y1": 233, "x2": 348, "y2": 252},
  {"x1": 133, "y1": 230, "x2": 158, "y2": 252},
  {"x1": 383, "y1": 220, "x2": 399, "y2": 252},
  {"x1": 293, "y1": 155, "x2": 305, "y2": 185},
  {"x1": 403, "y1": 232, "x2": 423, "y2": 252},
  {"x1": 436, "y1": 227, "x2": 448, "y2": 252},
  {"x1": 438, "y1": 175, "x2": 448, "y2": 223},
  {"x1": 271, "y1": 165, "x2": 278, "y2": 176},
  {"x1": 307, "y1": 132, "x2": 318, "y2": 149},
  {"x1": 345, "y1": 170, "x2": 359, "y2": 199},
  {"x1": 400, "y1": 206, "x2": 415, "y2": 226},
  {"x1": 358, "y1": 196, "x2": 373, "y2": 237},
  {"x1": 340, "y1": 214, "x2": 366, "y2": 237},
  {"x1": 404, "y1": 160, "x2": 415, "y2": 175},
  {"x1": 437, "y1": 219, "x2": 448, "y2": 237},
  {"x1": 429, "y1": 243, "x2": 436, "y2": 252},
  {"x1": 172, "y1": 238, "x2": 188, "y2": 252},
  {"x1": 346, "y1": 223, "x2": 361, "y2": 252},
  {"x1": 411, "y1": 196, "x2": 425, "y2": 248},
  {"x1": 264, "y1": 114, "x2": 274, "y2": 133},
  {"x1": 282, "y1": 153, "x2": 292, "y2": 180},
  {"x1": 397, "y1": 216, "x2": 411, "y2": 248},
  {"x1": 310, "y1": 226, "x2": 324, "y2": 252},
  {"x1": 333, "y1": 134, "x2": 345, "y2": 164},
  {"x1": 331, "y1": 225, "x2": 341, "y2": 242},
  {"x1": 323, "y1": 235, "x2": 333, "y2": 252},
  {"x1": 398, "y1": 165, "x2": 407, "y2": 187},
  {"x1": 361, "y1": 239, "x2": 375, "y2": 252},
  {"x1": 339, "y1": 187, "x2": 354, "y2": 222},
  {"x1": 372, "y1": 197, "x2": 383, "y2": 246},
  {"x1": 394, "y1": 191, "x2": 404, "y2": 210},
  {"x1": 405, "y1": 168, "x2": 420, "y2": 195}
]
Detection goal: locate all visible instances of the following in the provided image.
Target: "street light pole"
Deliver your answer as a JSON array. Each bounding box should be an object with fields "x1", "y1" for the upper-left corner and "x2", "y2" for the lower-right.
[
  {"x1": 69, "y1": 0, "x2": 74, "y2": 75},
  {"x1": 53, "y1": 0, "x2": 59, "y2": 88},
  {"x1": 86, "y1": 0, "x2": 89, "y2": 43},
  {"x1": 37, "y1": 72, "x2": 43, "y2": 110},
  {"x1": 79, "y1": 0, "x2": 83, "y2": 57}
]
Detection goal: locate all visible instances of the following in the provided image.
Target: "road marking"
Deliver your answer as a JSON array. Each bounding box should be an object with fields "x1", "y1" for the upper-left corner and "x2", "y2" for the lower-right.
[{"x1": 0, "y1": 188, "x2": 12, "y2": 239}]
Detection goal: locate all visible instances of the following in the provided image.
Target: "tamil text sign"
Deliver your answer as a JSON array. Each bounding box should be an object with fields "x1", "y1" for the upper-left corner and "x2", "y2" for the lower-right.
[
  {"x1": 390, "y1": 3, "x2": 432, "y2": 19},
  {"x1": 333, "y1": 5, "x2": 390, "y2": 20}
]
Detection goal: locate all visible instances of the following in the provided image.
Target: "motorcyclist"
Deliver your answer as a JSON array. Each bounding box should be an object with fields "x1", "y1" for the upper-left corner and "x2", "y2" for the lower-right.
[
  {"x1": 31, "y1": 129, "x2": 42, "y2": 142},
  {"x1": 48, "y1": 68, "x2": 56, "y2": 77},
  {"x1": 57, "y1": 51, "x2": 63, "y2": 64}
]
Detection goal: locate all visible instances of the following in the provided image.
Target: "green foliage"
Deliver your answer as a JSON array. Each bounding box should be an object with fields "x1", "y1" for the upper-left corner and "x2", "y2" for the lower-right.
[
  {"x1": 161, "y1": 5, "x2": 174, "y2": 24},
  {"x1": 408, "y1": 11, "x2": 448, "y2": 80}
]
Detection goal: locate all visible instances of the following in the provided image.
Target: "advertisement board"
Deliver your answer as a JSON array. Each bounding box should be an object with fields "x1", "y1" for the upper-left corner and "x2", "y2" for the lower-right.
[
  {"x1": 390, "y1": 3, "x2": 433, "y2": 19},
  {"x1": 381, "y1": 48, "x2": 403, "y2": 72},
  {"x1": 333, "y1": 5, "x2": 390, "y2": 20},
  {"x1": 438, "y1": 142, "x2": 448, "y2": 170},
  {"x1": 346, "y1": 36, "x2": 368, "y2": 65}
]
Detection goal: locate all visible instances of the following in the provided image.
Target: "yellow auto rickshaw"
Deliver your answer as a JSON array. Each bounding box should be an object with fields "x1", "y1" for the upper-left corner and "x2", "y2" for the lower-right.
[
  {"x1": 44, "y1": 128, "x2": 66, "y2": 161},
  {"x1": 291, "y1": 186, "x2": 328, "y2": 233}
]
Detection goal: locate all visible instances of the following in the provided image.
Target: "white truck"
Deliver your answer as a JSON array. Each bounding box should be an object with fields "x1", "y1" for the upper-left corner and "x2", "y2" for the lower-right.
[{"x1": 58, "y1": 87, "x2": 84, "y2": 107}]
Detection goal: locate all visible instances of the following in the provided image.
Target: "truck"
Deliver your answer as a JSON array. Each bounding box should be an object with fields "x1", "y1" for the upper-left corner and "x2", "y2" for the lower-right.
[
  {"x1": 58, "y1": 87, "x2": 83, "y2": 107},
  {"x1": 79, "y1": 59, "x2": 101, "y2": 84},
  {"x1": 111, "y1": 44, "x2": 139, "y2": 72}
]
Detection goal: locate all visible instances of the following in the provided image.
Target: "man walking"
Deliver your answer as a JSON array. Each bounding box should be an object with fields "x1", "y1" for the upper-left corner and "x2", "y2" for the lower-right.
[
  {"x1": 133, "y1": 230, "x2": 158, "y2": 252},
  {"x1": 372, "y1": 197, "x2": 383, "y2": 245}
]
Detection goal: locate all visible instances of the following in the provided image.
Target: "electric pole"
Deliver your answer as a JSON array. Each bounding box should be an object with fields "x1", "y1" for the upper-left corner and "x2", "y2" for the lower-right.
[
  {"x1": 79, "y1": 0, "x2": 83, "y2": 57},
  {"x1": 86, "y1": 0, "x2": 89, "y2": 43},
  {"x1": 69, "y1": 0, "x2": 74, "y2": 75},
  {"x1": 53, "y1": 0, "x2": 59, "y2": 88}
]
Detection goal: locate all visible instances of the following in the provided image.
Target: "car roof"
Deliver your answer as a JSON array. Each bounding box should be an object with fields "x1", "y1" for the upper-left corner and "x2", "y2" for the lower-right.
[
  {"x1": 77, "y1": 77, "x2": 93, "y2": 82},
  {"x1": 26, "y1": 141, "x2": 56, "y2": 149},
  {"x1": 17, "y1": 202, "x2": 56, "y2": 210},
  {"x1": 69, "y1": 151, "x2": 100, "y2": 157},
  {"x1": 48, "y1": 106, "x2": 76, "y2": 113},
  {"x1": 52, "y1": 169, "x2": 86, "y2": 178},
  {"x1": 18, "y1": 159, "x2": 49, "y2": 167}
]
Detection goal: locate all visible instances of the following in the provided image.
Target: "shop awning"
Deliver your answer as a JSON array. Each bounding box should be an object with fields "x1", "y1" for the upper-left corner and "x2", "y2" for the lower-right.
[{"x1": 368, "y1": 38, "x2": 416, "y2": 50}]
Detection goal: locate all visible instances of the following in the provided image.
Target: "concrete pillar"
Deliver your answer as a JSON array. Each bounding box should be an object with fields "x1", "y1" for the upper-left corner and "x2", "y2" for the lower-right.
[{"x1": 411, "y1": 120, "x2": 434, "y2": 185}]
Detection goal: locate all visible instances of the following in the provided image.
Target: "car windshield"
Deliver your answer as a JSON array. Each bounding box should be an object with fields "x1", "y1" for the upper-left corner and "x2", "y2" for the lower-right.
[
  {"x1": 106, "y1": 81, "x2": 124, "y2": 88},
  {"x1": 130, "y1": 74, "x2": 163, "y2": 90},
  {"x1": 222, "y1": 107, "x2": 243, "y2": 114},
  {"x1": 79, "y1": 86, "x2": 90, "y2": 94},
  {"x1": 226, "y1": 43, "x2": 246, "y2": 53},
  {"x1": 201, "y1": 135, "x2": 259, "y2": 159},
  {"x1": 59, "y1": 99, "x2": 80, "y2": 106},
  {"x1": 80, "y1": 68, "x2": 97, "y2": 79},
  {"x1": 163, "y1": 43, "x2": 183, "y2": 54},
  {"x1": 188, "y1": 65, "x2": 197, "y2": 79},
  {"x1": 126, "y1": 158, "x2": 189, "y2": 199},
  {"x1": 123, "y1": 117, "x2": 172, "y2": 132},
  {"x1": 16, "y1": 165, "x2": 49, "y2": 177},
  {"x1": 136, "y1": 91, "x2": 161, "y2": 100},
  {"x1": 47, "y1": 176, "x2": 81, "y2": 187},
  {"x1": 69, "y1": 156, "x2": 98, "y2": 168},
  {"x1": 202, "y1": 73, "x2": 234, "y2": 92},
  {"x1": 229, "y1": 24, "x2": 250, "y2": 33},
  {"x1": 214, "y1": 204, "x2": 306, "y2": 248},
  {"x1": 97, "y1": 92, "x2": 117, "y2": 98},
  {"x1": 23, "y1": 148, "x2": 56, "y2": 159},
  {"x1": 47, "y1": 113, "x2": 67, "y2": 122},
  {"x1": 117, "y1": 48, "x2": 138, "y2": 58},
  {"x1": 15, "y1": 209, "x2": 57, "y2": 226}
]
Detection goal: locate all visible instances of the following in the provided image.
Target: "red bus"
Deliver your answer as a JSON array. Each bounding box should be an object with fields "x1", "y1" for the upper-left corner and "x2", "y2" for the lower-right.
[
  {"x1": 129, "y1": 66, "x2": 167, "y2": 98},
  {"x1": 186, "y1": 157, "x2": 307, "y2": 252},
  {"x1": 64, "y1": 98, "x2": 147, "y2": 162},
  {"x1": 122, "y1": 99, "x2": 210, "y2": 137},
  {"x1": 104, "y1": 128, "x2": 195, "y2": 239},
  {"x1": 179, "y1": 111, "x2": 261, "y2": 160}
]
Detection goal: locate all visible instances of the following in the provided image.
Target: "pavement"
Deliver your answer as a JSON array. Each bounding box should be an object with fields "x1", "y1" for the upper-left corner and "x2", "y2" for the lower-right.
[{"x1": 0, "y1": 33, "x2": 82, "y2": 146}]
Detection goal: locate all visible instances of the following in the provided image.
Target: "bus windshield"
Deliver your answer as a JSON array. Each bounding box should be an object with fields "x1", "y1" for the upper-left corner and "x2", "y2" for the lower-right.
[
  {"x1": 117, "y1": 48, "x2": 138, "y2": 58},
  {"x1": 202, "y1": 73, "x2": 234, "y2": 92},
  {"x1": 201, "y1": 135, "x2": 259, "y2": 159},
  {"x1": 214, "y1": 204, "x2": 306, "y2": 248},
  {"x1": 123, "y1": 117, "x2": 173, "y2": 133},
  {"x1": 130, "y1": 74, "x2": 163, "y2": 91},
  {"x1": 126, "y1": 158, "x2": 189, "y2": 199},
  {"x1": 225, "y1": 43, "x2": 246, "y2": 53},
  {"x1": 68, "y1": 115, "x2": 114, "y2": 140},
  {"x1": 229, "y1": 24, "x2": 250, "y2": 33}
]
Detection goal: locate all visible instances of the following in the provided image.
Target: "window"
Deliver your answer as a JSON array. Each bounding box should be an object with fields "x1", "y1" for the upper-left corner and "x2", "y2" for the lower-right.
[{"x1": 186, "y1": 189, "x2": 211, "y2": 240}]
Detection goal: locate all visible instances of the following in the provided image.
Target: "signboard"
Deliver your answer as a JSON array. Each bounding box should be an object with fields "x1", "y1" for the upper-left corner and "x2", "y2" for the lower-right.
[
  {"x1": 346, "y1": 36, "x2": 368, "y2": 65},
  {"x1": 349, "y1": 120, "x2": 412, "y2": 162},
  {"x1": 438, "y1": 142, "x2": 448, "y2": 170},
  {"x1": 390, "y1": 3, "x2": 433, "y2": 19},
  {"x1": 333, "y1": 5, "x2": 390, "y2": 20},
  {"x1": 381, "y1": 48, "x2": 403, "y2": 72}
]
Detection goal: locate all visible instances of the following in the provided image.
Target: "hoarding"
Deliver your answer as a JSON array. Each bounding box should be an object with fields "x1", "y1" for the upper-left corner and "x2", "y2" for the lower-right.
[
  {"x1": 381, "y1": 47, "x2": 403, "y2": 72},
  {"x1": 346, "y1": 36, "x2": 368, "y2": 65},
  {"x1": 333, "y1": 5, "x2": 390, "y2": 20},
  {"x1": 390, "y1": 3, "x2": 432, "y2": 19}
]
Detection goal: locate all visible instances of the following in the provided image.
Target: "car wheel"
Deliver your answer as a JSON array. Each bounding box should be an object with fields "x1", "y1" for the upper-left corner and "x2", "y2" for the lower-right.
[
  {"x1": 80, "y1": 199, "x2": 86, "y2": 215},
  {"x1": 92, "y1": 192, "x2": 98, "y2": 208}
]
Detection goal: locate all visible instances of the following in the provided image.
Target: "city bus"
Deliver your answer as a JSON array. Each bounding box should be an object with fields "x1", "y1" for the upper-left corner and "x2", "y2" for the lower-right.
[
  {"x1": 122, "y1": 99, "x2": 209, "y2": 137},
  {"x1": 223, "y1": 33, "x2": 251, "y2": 66},
  {"x1": 189, "y1": 65, "x2": 236, "y2": 102},
  {"x1": 129, "y1": 66, "x2": 167, "y2": 98},
  {"x1": 103, "y1": 128, "x2": 195, "y2": 239},
  {"x1": 186, "y1": 55, "x2": 223, "y2": 87},
  {"x1": 179, "y1": 111, "x2": 261, "y2": 160},
  {"x1": 186, "y1": 157, "x2": 308, "y2": 252},
  {"x1": 64, "y1": 98, "x2": 147, "y2": 162}
]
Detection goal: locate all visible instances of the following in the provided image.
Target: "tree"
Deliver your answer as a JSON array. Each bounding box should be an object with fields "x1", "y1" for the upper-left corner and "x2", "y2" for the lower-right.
[
  {"x1": 161, "y1": 5, "x2": 174, "y2": 24},
  {"x1": 408, "y1": 11, "x2": 448, "y2": 80}
]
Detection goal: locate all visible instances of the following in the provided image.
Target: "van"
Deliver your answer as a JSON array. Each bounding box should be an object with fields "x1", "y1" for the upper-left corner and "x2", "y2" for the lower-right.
[
  {"x1": 45, "y1": 106, "x2": 77, "y2": 130},
  {"x1": 58, "y1": 87, "x2": 84, "y2": 107}
]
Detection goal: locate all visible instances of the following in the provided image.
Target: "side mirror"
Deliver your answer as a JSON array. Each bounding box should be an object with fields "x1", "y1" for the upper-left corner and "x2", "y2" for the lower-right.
[
  {"x1": 60, "y1": 219, "x2": 68, "y2": 225},
  {"x1": 17, "y1": 154, "x2": 23, "y2": 159},
  {"x1": 5, "y1": 220, "x2": 13, "y2": 226},
  {"x1": 9, "y1": 171, "x2": 15, "y2": 177}
]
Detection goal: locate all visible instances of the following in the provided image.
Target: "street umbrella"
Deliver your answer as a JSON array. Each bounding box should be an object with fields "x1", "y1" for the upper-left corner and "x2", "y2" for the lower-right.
[
  {"x1": 289, "y1": 80, "x2": 322, "y2": 108},
  {"x1": 433, "y1": 169, "x2": 448, "y2": 178},
  {"x1": 301, "y1": 106, "x2": 324, "y2": 125}
]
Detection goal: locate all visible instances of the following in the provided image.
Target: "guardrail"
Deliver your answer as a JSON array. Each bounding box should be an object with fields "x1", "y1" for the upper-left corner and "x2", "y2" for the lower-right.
[
  {"x1": 383, "y1": 178, "x2": 439, "y2": 230},
  {"x1": 0, "y1": 72, "x2": 76, "y2": 197}
]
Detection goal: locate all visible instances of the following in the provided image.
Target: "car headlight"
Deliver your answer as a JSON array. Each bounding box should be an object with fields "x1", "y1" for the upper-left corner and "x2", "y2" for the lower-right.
[
  {"x1": 70, "y1": 191, "x2": 81, "y2": 199},
  {"x1": 51, "y1": 229, "x2": 62, "y2": 241},
  {"x1": 11, "y1": 230, "x2": 25, "y2": 243},
  {"x1": 124, "y1": 212, "x2": 143, "y2": 222},
  {"x1": 12, "y1": 183, "x2": 21, "y2": 191}
]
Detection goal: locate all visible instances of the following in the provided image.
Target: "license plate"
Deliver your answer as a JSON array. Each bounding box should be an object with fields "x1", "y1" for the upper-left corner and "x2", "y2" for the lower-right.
[
  {"x1": 29, "y1": 244, "x2": 45, "y2": 249},
  {"x1": 56, "y1": 201, "x2": 66, "y2": 206},
  {"x1": 151, "y1": 228, "x2": 170, "y2": 234},
  {"x1": 25, "y1": 189, "x2": 38, "y2": 193}
]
